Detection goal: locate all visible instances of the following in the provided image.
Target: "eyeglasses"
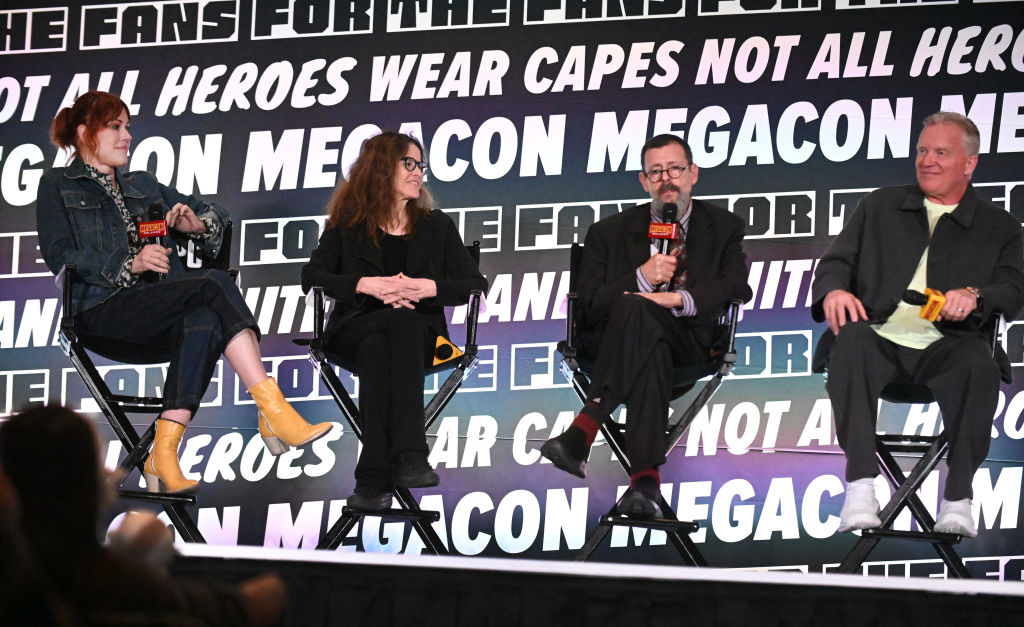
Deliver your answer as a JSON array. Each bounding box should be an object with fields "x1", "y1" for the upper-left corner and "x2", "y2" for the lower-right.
[
  {"x1": 400, "y1": 157, "x2": 429, "y2": 173},
  {"x1": 643, "y1": 164, "x2": 691, "y2": 183}
]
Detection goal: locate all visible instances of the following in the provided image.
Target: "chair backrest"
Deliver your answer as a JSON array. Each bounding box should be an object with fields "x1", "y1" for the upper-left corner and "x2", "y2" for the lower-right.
[
  {"x1": 62, "y1": 222, "x2": 234, "y2": 328},
  {"x1": 568, "y1": 242, "x2": 584, "y2": 292},
  {"x1": 564, "y1": 242, "x2": 739, "y2": 352},
  {"x1": 311, "y1": 240, "x2": 483, "y2": 344},
  {"x1": 172, "y1": 220, "x2": 233, "y2": 272},
  {"x1": 61, "y1": 223, "x2": 237, "y2": 368}
]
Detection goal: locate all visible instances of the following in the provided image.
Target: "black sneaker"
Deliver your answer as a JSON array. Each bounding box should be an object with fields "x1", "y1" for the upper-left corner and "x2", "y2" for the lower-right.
[
  {"x1": 393, "y1": 453, "x2": 440, "y2": 488},
  {"x1": 539, "y1": 426, "x2": 589, "y2": 478},
  {"x1": 347, "y1": 485, "x2": 393, "y2": 512},
  {"x1": 616, "y1": 476, "x2": 662, "y2": 519}
]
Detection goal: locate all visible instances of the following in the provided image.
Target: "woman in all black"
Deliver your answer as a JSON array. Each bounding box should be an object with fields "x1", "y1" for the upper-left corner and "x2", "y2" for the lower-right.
[{"x1": 302, "y1": 132, "x2": 487, "y2": 510}]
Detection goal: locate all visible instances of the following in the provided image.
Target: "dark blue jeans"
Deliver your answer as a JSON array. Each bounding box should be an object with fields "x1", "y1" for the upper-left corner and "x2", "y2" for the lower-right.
[{"x1": 77, "y1": 270, "x2": 258, "y2": 414}]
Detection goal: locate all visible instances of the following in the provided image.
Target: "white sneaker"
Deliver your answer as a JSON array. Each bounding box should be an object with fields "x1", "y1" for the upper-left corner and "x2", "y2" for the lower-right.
[
  {"x1": 838, "y1": 479, "x2": 881, "y2": 533},
  {"x1": 934, "y1": 498, "x2": 977, "y2": 538}
]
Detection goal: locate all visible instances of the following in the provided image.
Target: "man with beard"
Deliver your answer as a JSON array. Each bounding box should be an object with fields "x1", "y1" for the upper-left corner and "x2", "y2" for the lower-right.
[
  {"x1": 540, "y1": 134, "x2": 752, "y2": 517},
  {"x1": 812, "y1": 112, "x2": 1024, "y2": 537}
]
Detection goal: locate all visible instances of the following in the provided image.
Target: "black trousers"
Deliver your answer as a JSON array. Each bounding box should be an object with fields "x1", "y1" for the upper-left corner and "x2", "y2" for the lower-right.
[
  {"x1": 76, "y1": 270, "x2": 258, "y2": 414},
  {"x1": 585, "y1": 294, "x2": 708, "y2": 473},
  {"x1": 328, "y1": 307, "x2": 435, "y2": 490},
  {"x1": 826, "y1": 321, "x2": 999, "y2": 500}
]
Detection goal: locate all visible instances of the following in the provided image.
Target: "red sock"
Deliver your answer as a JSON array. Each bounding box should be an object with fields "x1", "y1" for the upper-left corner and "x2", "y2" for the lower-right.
[
  {"x1": 571, "y1": 402, "x2": 604, "y2": 448},
  {"x1": 630, "y1": 467, "x2": 661, "y2": 487}
]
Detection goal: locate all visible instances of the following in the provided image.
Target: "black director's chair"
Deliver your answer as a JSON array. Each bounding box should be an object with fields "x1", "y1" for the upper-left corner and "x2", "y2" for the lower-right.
[
  {"x1": 57, "y1": 230, "x2": 234, "y2": 544},
  {"x1": 557, "y1": 243, "x2": 742, "y2": 565},
  {"x1": 826, "y1": 315, "x2": 1002, "y2": 579},
  {"x1": 305, "y1": 242, "x2": 483, "y2": 554}
]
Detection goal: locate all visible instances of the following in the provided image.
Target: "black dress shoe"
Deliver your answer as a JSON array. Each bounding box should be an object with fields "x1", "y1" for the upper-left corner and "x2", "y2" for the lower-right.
[
  {"x1": 347, "y1": 485, "x2": 393, "y2": 512},
  {"x1": 539, "y1": 426, "x2": 588, "y2": 478},
  {"x1": 393, "y1": 453, "x2": 440, "y2": 488},
  {"x1": 616, "y1": 477, "x2": 662, "y2": 519}
]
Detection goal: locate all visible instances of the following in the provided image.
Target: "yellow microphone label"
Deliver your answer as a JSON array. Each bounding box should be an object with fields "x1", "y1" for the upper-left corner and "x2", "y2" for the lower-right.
[{"x1": 919, "y1": 288, "x2": 946, "y2": 322}]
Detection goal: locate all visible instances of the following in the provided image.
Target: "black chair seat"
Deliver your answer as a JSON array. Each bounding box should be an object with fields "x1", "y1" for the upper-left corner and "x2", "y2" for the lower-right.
[
  {"x1": 558, "y1": 340, "x2": 722, "y2": 401},
  {"x1": 880, "y1": 381, "x2": 935, "y2": 405},
  {"x1": 323, "y1": 348, "x2": 466, "y2": 379},
  {"x1": 75, "y1": 330, "x2": 175, "y2": 365}
]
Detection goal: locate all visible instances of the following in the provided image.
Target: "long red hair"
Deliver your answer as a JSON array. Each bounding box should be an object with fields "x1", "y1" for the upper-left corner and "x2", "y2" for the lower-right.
[
  {"x1": 325, "y1": 132, "x2": 433, "y2": 245},
  {"x1": 50, "y1": 90, "x2": 130, "y2": 163}
]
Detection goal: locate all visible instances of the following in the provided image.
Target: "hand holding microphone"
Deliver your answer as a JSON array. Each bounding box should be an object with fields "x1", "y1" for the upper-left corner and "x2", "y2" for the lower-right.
[
  {"x1": 903, "y1": 287, "x2": 979, "y2": 322},
  {"x1": 130, "y1": 244, "x2": 172, "y2": 275},
  {"x1": 132, "y1": 202, "x2": 173, "y2": 279},
  {"x1": 642, "y1": 202, "x2": 680, "y2": 290}
]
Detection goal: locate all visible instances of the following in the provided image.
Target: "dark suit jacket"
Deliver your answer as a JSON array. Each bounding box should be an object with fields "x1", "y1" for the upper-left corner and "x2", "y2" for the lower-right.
[
  {"x1": 577, "y1": 200, "x2": 753, "y2": 355},
  {"x1": 811, "y1": 184, "x2": 1024, "y2": 379},
  {"x1": 301, "y1": 209, "x2": 487, "y2": 345}
]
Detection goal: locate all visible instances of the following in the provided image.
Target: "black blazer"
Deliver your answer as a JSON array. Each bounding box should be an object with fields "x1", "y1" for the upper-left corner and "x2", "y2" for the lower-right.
[
  {"x1": 576, "y1": 200, "x2": 752, "y2": 354},
  {"x1": 811, "y1": 184, "x2": 1024, "y2": 379},
  {"x1": 301, "y1": 210, "x2": 487, "y2": 344}
]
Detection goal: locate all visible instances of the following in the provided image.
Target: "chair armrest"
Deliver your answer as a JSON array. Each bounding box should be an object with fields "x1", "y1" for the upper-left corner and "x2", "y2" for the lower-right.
[
  {"x1": 464, "y1": 289, "x2": 482, "y2": 353},
  {"x1": 723, "y1": 300, "x2": 742, "y2": 356},
  {"x1": 562, "y1": 243, "x2": 585, "y2": 358},
  {"x1": 989, "y1": 310, "x2": 1004, "y2": 357},
  {"x1": 61, "y1": 263, "x2": 77, "y2": 328},
  {"x1": 562, "y1": 290, "x2": 580, "y2": 357},
  {"x1": 312, "y1": 287, "x2": 326, "y2": 343}
]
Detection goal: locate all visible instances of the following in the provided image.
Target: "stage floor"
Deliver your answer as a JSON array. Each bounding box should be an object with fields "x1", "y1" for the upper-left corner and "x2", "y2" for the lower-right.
[{"x1": 172, "y1": 544, "x2": 1024, "y2": 626}]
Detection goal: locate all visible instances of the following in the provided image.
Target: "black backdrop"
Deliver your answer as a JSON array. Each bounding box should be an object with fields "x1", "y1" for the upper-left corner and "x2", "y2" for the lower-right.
[{"x1": 2, "y1": 0, "x2": 1023, "y2": 575}]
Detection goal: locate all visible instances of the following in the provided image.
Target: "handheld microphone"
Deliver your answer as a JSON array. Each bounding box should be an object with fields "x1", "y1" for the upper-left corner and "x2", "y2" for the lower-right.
[
  {"x1": 902, "y1": 288, "x2": 945, "y2": 321},
  {"x1": 648, "y1": 202, "x2": 679, "y2": 255},
  {"x1": 904, "y1": 288, "x2": 983, "y2": 323},
  {"x1": 137, "y1": 202, "x2": 169, "y2": 281},
  {"x1": 138, "y1": 202, "x2": 168, "y2": 247},
  {"x1": 648, "y1": 203, "x2": 679, "y2": 292}
]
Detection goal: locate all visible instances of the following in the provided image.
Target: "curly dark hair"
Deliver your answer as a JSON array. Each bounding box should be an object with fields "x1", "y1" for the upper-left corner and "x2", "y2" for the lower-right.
[{"x1": 325, "y1": 131, "x2": 433, "y2": 245}]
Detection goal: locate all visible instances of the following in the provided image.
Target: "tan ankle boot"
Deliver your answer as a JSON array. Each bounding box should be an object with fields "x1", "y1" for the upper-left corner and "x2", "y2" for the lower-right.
[
  {"x1": 249, "y1": 377, "x2": 332, "y2": 455},
  {"x1": 144, "y1": 419, "x2": 199, "y2": 494}
]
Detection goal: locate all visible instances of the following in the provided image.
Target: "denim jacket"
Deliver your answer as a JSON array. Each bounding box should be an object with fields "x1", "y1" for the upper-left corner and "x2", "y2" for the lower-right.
[{"x1": 35, "y1": 157, "x2": 230, "y2": 316}]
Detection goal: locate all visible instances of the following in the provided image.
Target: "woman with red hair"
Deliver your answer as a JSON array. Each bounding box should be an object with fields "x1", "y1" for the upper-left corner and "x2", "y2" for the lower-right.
[
  {"x1": 35, "y1": 90, "x2": 332, "y2": 494},
  {"x1": 302, "y1": 131, "x2": 486, "y2": 510}
]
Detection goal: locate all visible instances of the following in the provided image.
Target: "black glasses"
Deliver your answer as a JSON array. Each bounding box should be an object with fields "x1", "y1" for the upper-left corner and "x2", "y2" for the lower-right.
[
  {"x1": 400, "y1": 157, "x2": 429, "y2": 173},
  {"x1": 643, "y1": 164, "x2": 691, "y2": 183}
]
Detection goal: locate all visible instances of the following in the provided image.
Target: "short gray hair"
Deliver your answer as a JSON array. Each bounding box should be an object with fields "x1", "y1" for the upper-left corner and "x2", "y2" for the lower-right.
[{"x1": 922, "y1": 112, "x2": 981, "y2": 156}]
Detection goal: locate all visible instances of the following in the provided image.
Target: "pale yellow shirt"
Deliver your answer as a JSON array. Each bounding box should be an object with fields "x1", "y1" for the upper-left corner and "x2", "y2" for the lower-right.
[{"x1": 873, "y1": 198, "x2": 958, "y2": 349}]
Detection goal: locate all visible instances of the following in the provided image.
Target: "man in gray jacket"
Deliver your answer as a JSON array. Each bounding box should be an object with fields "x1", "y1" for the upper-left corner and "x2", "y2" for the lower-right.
[{"x1": 811, "y1": 112, "x2": 1024, "y2": 537}]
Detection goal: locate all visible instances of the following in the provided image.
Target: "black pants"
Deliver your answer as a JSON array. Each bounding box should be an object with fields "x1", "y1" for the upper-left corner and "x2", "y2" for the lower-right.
[
  {"x1": 585, "y1": 294, "x2": 708, "y2": 473},
  {"x1": 77, "y1": 270, "x2": 258, "y2": 414},
  {"x1": 826, "y1": 321, "x2": 999, "y2": 500},
  {"x1": 328, "y1": 308, "x2": 435, "y2": 490}
]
